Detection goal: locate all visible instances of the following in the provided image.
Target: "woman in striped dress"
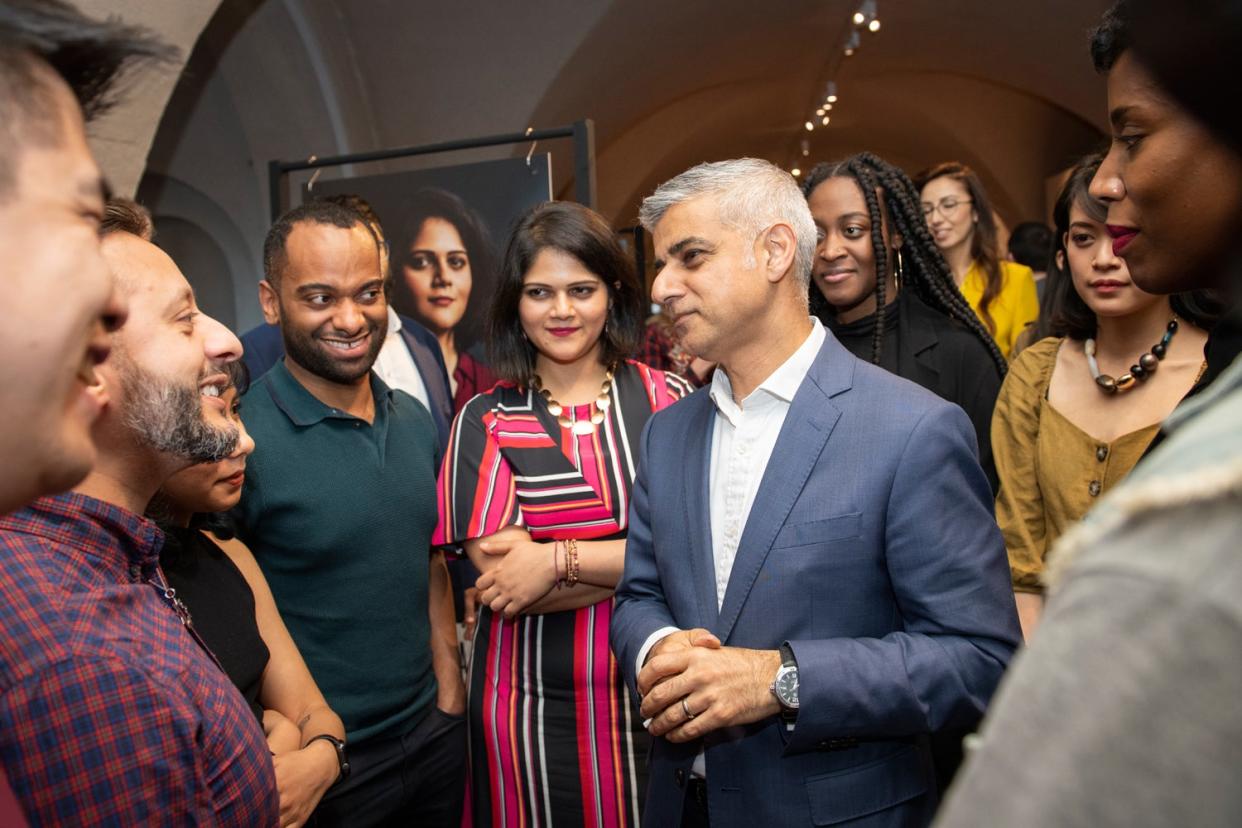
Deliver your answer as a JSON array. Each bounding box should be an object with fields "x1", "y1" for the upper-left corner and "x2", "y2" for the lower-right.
[{"x1": 434, "y1": 201, "x2": 692, "y2": 827}]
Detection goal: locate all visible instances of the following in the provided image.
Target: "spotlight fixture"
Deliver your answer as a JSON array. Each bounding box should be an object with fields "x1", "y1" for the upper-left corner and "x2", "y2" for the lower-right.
[
  {"x1": 801, "y1": 139, "x2": 810, "y2": 157},
  {"x1": 821, "y1": 116, "x2": 830, "y2": 126},
  {"x1": 805, "y1": 120, "x2": 814, "y2": 132},
  {"x1": 843, "y1": 30, "x2": 860, "y2": 57},
  {"x1": 854, "y1": 0, "x2": 878, "y2": 26},
  {"x1": 792, "y1": 167, "x2": 802, "y2": 177},
  {"x1": 824, "y1": 102, "x2": 833, "y2": 111},
  {"x1": 825, "y1": 81, "x2": 838, "y2": 103},
  {"x1": 868, "y1": 18, "x2": 881, "y2": 32},
  {"x1": 815, "y1": 107, "x2": 826, "y2": 117}
]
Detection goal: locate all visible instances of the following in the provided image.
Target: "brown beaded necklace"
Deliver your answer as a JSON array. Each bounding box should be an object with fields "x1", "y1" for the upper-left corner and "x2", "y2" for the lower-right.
[
  {"x1": 532, "y1": 364, "x2": 615, "y2": 436},
  {"x1": 1085, "y1": 317, "x2": 1179, "y2": 394}
]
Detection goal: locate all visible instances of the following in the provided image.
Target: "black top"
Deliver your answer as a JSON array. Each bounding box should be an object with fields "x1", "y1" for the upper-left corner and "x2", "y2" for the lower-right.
[
  {"x1": 160, "y1": 527, "x2": 270, "y2": 721},
  {"x1": 823, "y1": 293, "x2": 1003, "y2": 494},
  {"x1": 1144, "y1": 307, "x2": 1242, "y2": 456}
]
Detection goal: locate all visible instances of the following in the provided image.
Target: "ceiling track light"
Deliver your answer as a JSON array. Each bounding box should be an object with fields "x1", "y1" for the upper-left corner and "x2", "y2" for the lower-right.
[
  {"x1": 801, "y1": 139, "x2": 810, "y2": 157},
  {"x1": 805, "y1": 120, "x2": 815, "y2": 132},
  {"x1": 843, "y1": 30, "x2": 860, "y2": 56},
  {"x1": 854, "y1": 0, "x2": 877, "y2": 25},
  {"x1": 825, "y1": 81, "x2": 838, "y2": 103}
]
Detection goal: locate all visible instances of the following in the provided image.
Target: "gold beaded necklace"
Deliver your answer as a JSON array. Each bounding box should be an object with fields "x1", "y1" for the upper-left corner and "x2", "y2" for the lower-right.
[{"x1": 532, "y1": 364, "x2": 615, "y2": 436}]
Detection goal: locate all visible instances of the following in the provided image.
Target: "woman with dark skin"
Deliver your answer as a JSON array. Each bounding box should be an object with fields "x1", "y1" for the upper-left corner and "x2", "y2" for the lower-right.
[{"x1": 803, "y1": 153, "x2": 1006, "y2": 493}]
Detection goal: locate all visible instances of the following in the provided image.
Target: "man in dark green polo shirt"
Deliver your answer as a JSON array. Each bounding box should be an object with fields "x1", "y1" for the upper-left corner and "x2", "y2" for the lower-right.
[{"x1": 234, "y1": 201, "x2": 465, "y2": 827}]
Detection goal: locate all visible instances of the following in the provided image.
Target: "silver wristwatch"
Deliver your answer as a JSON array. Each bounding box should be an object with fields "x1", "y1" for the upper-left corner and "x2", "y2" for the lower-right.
[{"x1": 770, "y1": 643, "x2": 799, "y2": 718}]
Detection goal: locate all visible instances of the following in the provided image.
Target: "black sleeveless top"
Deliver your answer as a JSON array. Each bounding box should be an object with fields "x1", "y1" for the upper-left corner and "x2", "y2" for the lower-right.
[{"x1": 160, "y1": 527, "x2": 270, "y2": 721}]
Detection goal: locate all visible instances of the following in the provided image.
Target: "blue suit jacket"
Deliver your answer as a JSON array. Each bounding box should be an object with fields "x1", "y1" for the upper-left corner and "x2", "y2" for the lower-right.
[
  {"x1": 611, "y1": 332, "x2": 1020, "y2": 828},
  {"x1": 239, "y1": 316, "x2": 453, "y2": 450}
]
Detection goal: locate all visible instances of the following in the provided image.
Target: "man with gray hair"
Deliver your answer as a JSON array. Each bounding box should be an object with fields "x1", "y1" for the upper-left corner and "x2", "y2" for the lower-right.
[{"x1": 611, "y1": 158, "x2": 1019, "y2": 827}]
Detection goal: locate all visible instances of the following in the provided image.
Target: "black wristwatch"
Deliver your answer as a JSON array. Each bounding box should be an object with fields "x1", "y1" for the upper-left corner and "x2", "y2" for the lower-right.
[
  {"x1": 307, "y1": 734, "x2": 350, "y2": 785},
  {"x1": 769, "y1": 643, "x2": 799, "y2": 722}
]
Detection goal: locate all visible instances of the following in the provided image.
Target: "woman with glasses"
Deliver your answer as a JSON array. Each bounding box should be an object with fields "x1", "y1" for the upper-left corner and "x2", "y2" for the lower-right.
[
  {"x1": 992, "y1": 153, "x2": 1215, "y2": 639},
  {"x1": 916, "y1": 162, "x2": 1040, "y2": 358},
  {"x1": 802, "y1": 153, "x2": 1006, "y2": 494}
]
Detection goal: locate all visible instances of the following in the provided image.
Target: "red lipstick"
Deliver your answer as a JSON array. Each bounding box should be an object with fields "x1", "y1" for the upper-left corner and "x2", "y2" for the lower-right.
[{"x1": 1106, "y1": 224, "x2": 1139, "y2": 256}]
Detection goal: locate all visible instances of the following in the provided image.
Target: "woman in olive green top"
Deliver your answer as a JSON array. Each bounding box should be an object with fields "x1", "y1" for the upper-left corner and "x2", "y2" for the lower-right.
[{"x1": 993, "y1": 154, "x2": 1216, "y2": 639}]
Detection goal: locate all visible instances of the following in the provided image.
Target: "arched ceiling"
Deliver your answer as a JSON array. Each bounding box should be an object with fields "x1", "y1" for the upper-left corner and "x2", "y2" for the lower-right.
[
  {"x1": 132, "y1": 0, "x2": 1114, "y2": 326},
  {"x1": 521, "y1": 0, "x2": 1110, "y2": 223}
]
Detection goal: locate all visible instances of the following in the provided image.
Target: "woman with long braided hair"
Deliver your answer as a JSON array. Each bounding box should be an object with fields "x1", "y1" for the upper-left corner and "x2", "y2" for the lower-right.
[
  {"x1": 915, "y1": 161, "x2": 1040, "y2": 358},
  {"x1": 802, "y1": 152, "x2": 1005, "y2": 495}
]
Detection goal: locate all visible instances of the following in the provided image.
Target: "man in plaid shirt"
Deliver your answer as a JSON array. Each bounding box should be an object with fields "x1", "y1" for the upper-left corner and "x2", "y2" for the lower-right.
[
  {"x1": 0, "y1": 5, "x2": 280, "y2": 819},
  {"x1": 0, "y1": 200, "x2": 283, "y2": 824}
]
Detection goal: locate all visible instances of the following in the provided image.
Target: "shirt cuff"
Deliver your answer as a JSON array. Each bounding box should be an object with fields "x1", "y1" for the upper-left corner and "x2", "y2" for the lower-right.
[{"x1": 636, "y1": 626, "x2": 682, "y2": 678}]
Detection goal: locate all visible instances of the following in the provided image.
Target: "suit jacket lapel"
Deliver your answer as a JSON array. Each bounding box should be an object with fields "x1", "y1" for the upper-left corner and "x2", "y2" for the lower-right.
[
  {"x1": 900, "y1": 296, "x2": 941, "y2": 389},
  {"x1": 716, "y1": 337, "x2": 849, "y2": 643},
  {"x1": 400, "y1": 327, "x2": 453, "y2": 447},
  {"x1": 681, "y1": 394, "x2": 720, "y2": 630}
]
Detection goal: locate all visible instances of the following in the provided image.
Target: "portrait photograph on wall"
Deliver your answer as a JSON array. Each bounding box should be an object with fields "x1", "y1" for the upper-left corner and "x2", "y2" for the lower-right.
[{"x1": 309, "y1": 154, "x2": 554, "y2": 410}]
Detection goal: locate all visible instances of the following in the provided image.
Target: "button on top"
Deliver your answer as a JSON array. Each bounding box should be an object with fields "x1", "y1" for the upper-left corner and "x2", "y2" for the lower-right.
[
  {"x1": 1096, "y1": 445, "x2": 1109, "y2": 462},
  {"x1": 1088, "y1": 480, "x2": 1102, "y2": 497}
]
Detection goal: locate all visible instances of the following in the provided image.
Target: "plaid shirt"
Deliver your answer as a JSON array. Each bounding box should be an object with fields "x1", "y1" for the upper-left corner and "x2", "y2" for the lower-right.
[{"x1": 0, "y1": 493, "x2": 278, "y2": 826}]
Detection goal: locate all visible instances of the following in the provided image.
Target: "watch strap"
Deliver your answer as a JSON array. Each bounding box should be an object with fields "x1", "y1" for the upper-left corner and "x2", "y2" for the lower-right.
[
  {"x1": 775, "y1": 643, "x2": 798, "y2": 723},
  {"x1": 307, "y1": 734, "x2": 350, "y2": 784}
]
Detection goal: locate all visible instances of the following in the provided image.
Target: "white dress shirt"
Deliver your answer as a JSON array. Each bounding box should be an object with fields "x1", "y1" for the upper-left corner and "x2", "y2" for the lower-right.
[
  {"x1": 371, "y1": 306, "x2": 431, "y2": 409},
  {"x1": 636, "y1": 318, "x2": 825, "y2": 774}
]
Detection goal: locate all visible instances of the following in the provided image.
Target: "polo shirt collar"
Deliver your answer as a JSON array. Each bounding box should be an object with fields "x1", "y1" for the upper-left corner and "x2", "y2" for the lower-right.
[{"x1": 264, "y1": 358, "x2": 394, "y2": 427}]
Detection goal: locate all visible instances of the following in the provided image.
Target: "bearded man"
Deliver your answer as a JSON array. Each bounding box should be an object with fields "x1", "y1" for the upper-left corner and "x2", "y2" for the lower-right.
[
  {"x1": 233, "y1": 200, "x2": 466, "y2": 827},
  {"x1": 0, "y1": 198, "x2": 279, "y2": 825}
]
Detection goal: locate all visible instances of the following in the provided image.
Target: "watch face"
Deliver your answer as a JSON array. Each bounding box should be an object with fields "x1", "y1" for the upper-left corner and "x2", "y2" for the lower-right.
[{"x1": 775, "y1": 667, "x2": 799, "y2": 707}]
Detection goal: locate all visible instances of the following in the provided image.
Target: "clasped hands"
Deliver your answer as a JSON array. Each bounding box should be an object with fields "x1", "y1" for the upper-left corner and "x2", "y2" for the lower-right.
[
  {"x1": 638, "y1": 628, "x2": 783, "y2": 743},
  {"x1": 263, "y1": 710, "x2": 339, "y2": 827},
  {"x1": 474, "y1": 527, "x2": 558, "y2": 618}
]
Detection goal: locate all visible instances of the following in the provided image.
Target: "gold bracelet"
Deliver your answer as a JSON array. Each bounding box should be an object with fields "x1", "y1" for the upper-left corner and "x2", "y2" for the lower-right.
[{"x1": 566, "y1": 538, "x2": 580, "y2": 587}]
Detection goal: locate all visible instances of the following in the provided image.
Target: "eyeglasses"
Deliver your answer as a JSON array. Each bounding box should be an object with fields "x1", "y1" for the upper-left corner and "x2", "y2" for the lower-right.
[{"x1": 921, "y1": 197, "x2": 972, "y2": 218}]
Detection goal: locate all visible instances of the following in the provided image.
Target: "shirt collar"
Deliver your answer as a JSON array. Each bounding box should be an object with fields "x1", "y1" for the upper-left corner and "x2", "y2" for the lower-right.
[
  {"x1": 710, "y1": 317, "x2": 825, "y2": 424},
  {"x1": 262, "y1": 358, "x2": 394, "y2": 427},
  {"x1": 0, "y1": 491, "x2": 163, "y2": 573},
  {"x1": 386, "y1": 305, "x2": 403, "y2": 335}
]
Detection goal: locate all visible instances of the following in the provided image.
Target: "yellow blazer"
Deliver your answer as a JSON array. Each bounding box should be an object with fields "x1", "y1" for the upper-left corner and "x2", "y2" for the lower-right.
[{"x1": 961, "y1": 260, "x2": 1039, "y2": 358}]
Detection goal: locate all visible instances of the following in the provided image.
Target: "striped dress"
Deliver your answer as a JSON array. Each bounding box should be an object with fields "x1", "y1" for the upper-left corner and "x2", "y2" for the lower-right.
[{"x1": 434, "y1": 361, "x2": 691, "y2": 827}]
